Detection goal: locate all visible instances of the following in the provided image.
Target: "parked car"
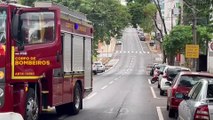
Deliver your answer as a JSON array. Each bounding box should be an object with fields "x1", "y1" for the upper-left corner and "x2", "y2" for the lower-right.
[
  {"x1": 158, "y1": 65, "x2": 170, "y2": 88},
  {"x1": 151, "y1": 64, "x2": 167, "y2": 84},
  {"x1": 159, "y1": 66, "x2": 190, "y2": 96},
  {"x1": 150, "y1": 63, "x2": 159, "y2": 76},
  {"x1": 116, "y1": 39, "x2": 122, "y2": 45},
  {"x1": 166, "y1": 72, "x2": 213, "y2": 118},
  {"x1": 93, "y1": 61, "x2": 106, "y2": 75},
  {"x1": 178, "y1": 78, "x2": 213, "y2": 120},
  {"x1": 138, "y1": 32, "x2": 145, "y2": 41}
]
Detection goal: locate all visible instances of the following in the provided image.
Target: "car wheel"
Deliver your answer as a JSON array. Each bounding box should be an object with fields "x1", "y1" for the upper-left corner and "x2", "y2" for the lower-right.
[
  {"x1": 55, "y1": 104, "x2": 66, "y2": 115},
  {"x1": 25, "y1": 88, "x2": 39, "y2": 120},
  {"x1": 160, "y1": 89, "x2": 164, "y2": 96},
  {"x1": 168, "y1": 108, "x2": 176, "y2": 118},
  {"x1": 93, "y1": 71, "x2": 97, "y2": 75},
  {"x1": 157, "y1": 82, "x2": 160, "y2": 88},
  {"x1": 68, "y1": 83, "x2": 82, "y2": 115},
  {"x1": 166, "y1": 105, "x2": 169, "y2": 111}
]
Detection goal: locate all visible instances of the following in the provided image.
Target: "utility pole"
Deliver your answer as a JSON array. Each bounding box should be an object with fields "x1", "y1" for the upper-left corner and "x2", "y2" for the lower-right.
[
  {"x1": 192, "y1": 8, "x2": 198, "y2": 71},
  {"x1": 171, "y1": 8, "x2": 173, "y2": 30}
]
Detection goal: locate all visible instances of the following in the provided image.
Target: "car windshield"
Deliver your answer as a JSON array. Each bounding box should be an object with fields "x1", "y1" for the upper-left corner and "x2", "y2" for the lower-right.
[
  {"x1": 207, "y1": 84, "x2": 213, "y2": 98},
  {"x1": 95, "y1": 63, "x2": 101, "y2": 65},
  {"x1": 159, "y1": 65, "x2": 166, "y2": 72},
  {"x1": 0, "y1": 8, "x2": 6, "y2": 45},
  {"x1": 167, "y1": 68, "x2": 181, "y2": 78},
  {"x1": 179, "y1": 75, "x2": 213, "y2": 87}
]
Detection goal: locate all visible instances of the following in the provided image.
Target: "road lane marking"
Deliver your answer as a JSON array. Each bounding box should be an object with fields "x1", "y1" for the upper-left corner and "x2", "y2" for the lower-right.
[
  {"x1": 156, "y1": 106, "x2": 164, "y2": 120},
  {"x1": 85, "y1": 92, "x2": 97, "y2": 100},
  {"x1": 148, "y1": 79, "x2": 151, "y2": 84},
  {"x1": 109, "y1": 81, "x2": 114, "y2": 84},
  {"x1": 150, "y1": 87, "x2": 157, "y2": 98},
  {"x1": 101, "y1": 85, "x2": 108, "y2": 90}
]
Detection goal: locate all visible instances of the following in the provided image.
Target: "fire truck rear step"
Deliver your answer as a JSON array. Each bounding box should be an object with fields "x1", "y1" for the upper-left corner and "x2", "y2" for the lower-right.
[{"x1": 42, "y1": 91, "x2": 49, "y2": 109}]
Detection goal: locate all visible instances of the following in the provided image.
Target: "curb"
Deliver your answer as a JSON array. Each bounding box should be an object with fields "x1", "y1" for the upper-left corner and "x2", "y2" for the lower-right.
[{"x1": 145, "y1": 41, "x2": 161, "y2": 54}]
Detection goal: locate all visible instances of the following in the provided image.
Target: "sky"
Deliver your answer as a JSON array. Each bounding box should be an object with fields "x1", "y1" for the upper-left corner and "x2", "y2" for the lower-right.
[{"x1": 120, "y1": 0, "x2": 127, "y2": 6}]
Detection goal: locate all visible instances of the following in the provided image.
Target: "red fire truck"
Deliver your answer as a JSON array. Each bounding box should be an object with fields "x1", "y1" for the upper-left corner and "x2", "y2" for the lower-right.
[{"x1": 0, "y1": 1, "x2": 93, "y2": 119}]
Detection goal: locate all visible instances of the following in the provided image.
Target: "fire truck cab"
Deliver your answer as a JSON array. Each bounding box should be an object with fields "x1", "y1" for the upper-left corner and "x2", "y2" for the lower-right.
[{"x1": 0, "y1": 1, "x2": 93, "y2": 119}]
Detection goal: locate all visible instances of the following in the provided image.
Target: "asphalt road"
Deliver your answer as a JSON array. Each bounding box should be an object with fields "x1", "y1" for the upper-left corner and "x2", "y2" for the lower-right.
[{"x1": 39, "y1": 28, "x2": 176, "y2": 120}]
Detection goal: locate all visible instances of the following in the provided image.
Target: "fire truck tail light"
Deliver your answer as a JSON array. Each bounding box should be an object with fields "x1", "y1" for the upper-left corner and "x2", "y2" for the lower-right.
[
  {"x1": 0, "y1": 71, "x2": 4, "y2": 79},
  {"x1": 0, "y1": 88, "x2": 4, "y2": 97}
]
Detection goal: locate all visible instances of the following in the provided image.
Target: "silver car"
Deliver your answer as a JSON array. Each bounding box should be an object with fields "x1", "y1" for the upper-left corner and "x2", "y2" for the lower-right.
[{"x1": 178, "y1": 78, "x2": 213, "y2": 120}]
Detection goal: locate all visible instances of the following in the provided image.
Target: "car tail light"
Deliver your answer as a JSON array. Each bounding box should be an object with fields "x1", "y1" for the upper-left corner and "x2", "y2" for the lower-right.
[{"x1": 194, "y1": 105, "x2": 209, "y2": 120}]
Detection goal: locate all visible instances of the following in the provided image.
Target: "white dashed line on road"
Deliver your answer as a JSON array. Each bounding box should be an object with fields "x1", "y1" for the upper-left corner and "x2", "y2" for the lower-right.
[
  {"x1": 148, "y1": 79, "x2": 151, "y2": 84},
  {"x1": 156, "y1": 106, "x2": 164, "y2": 120},
  {"x1": 85, "y1": 92, "x2": 97, "y2": 100},
  {"x1": 101, "y1": 85, "x2": 108, "y2": 90},
  {"x1": 109, "y1": 81, "x2": 114, "y2": 84},
  {"x1": 150, "y1": 86, "x2": 157, "y2": 98}
]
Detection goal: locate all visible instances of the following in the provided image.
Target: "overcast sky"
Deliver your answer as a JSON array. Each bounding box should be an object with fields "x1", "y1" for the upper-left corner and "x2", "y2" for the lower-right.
[{"x1": 120, "y1": 0, "x2": 127, "y2": 5}]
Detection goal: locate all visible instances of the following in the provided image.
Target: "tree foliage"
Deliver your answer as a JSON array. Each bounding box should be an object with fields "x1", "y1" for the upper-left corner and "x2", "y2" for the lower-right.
[
  {"x1": 163, "y1": 25, "x2": 211, "y2": 64},
  {"x1": 141, "y1": 3, "x2": 157, "y2": 33}
]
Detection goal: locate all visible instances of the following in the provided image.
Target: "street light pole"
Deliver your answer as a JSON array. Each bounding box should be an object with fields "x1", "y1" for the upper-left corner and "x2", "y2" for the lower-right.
[{"x1": 192, "y1": 3, "x2": 198, "y2": 71}]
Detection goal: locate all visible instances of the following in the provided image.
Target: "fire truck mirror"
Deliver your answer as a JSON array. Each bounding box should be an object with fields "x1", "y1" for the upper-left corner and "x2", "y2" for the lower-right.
[{"x1": 11, "y1": 14, "x2": 19, "y2": 40}]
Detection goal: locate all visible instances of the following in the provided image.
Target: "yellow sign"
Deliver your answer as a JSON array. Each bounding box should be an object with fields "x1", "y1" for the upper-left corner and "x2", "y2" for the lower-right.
[{"x1": 185, "y1": 44, "x2": 199, "y2": 58}]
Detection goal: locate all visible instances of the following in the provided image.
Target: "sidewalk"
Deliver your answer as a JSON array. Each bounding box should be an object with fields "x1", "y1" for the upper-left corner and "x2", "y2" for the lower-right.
[
  {"x1": 96, "y1": 38, "x2": 117, "y2": 65},
  {"x1": 145, "y1": 40, "x2": 163, "y2": 63}
]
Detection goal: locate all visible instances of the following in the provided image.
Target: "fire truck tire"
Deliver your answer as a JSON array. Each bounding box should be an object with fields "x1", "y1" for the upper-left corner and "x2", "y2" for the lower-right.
[
  {"x1": 55, "y1": 104, "x2": 66, "y2": 115},
  {"x1": 69, "y1": 83, "x2": 82, "y2": 115},
  {"x1": 25, "y1": 88, "x2": 39, "y2": 120}
]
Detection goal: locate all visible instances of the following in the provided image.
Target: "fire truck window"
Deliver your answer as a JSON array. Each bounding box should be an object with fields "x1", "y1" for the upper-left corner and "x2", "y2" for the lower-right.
[
  {"x1": 20, "y1": 12, "x2": 55, "y2": 45},
  {"x1": 0, "y1": 9, "x2": 6, "y2": 45}
]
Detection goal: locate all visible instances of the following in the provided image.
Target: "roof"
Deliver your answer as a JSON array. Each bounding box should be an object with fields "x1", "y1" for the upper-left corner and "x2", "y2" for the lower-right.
[{"x1": 179, "y1": 71, "x2": 213, "y2": 77}]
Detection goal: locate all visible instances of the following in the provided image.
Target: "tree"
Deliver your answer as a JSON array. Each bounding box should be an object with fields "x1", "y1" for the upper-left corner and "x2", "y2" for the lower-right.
[
  {"x1": 127, "y1": 2, "x2": 144, "y2": 28},
  {"x1": 142, "y1": 3, "x2": 157, "y2": 35},
  {"x1": 163, "y1": 25, "x2": 211, "y2": 65}
]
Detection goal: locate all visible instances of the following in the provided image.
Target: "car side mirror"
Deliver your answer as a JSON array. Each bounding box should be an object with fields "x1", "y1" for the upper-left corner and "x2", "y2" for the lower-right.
[
  {"x1": 12, "y1": 14, "x2": 19, "y2": 39},
  {"x1": 165, "y1": 81, "x2": 172, "y2": 86}
]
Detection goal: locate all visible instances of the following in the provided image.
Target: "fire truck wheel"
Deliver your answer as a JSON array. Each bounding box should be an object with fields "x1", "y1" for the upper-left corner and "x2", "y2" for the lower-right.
[
  {"x1": 55, "y1": 104, "x2": 65, "y2": 115},
  {"x1": 25, "y1": 88, "x2": 39, "y2": 120},
  {"x1": 69, "y1": 83, "x2": 82, "y2": 115}
]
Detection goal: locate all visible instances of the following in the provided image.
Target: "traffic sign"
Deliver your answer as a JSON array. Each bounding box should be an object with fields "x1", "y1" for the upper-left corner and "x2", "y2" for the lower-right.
[{"x1": 185, "y1": 44, "x2": 199, "y2": 58}]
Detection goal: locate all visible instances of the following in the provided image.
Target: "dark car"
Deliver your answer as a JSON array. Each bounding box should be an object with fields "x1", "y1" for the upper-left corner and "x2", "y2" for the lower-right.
[
  {"x1": 150, "y1": 63, "x2": 159, "y2": 76},
  {"x1": 166, "y1": 72, "x2": 213, "y2": 118},
  {"x1": 138, "y1": 32, "x2": 145, "y2": 41}
]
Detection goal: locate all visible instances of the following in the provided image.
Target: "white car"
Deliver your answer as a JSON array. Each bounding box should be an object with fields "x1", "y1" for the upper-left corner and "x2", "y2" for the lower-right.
[
  {"x1": 159, "y1": 66, "x2": 190, "y2": 96},
  {"x1": 93, "y1": 61, "x2": 105, "y2": 75},
  {"x1": 158, "y1": 65, "x2": 169, "y2": 88}
]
